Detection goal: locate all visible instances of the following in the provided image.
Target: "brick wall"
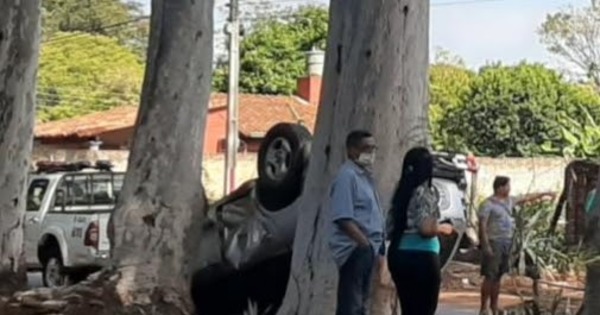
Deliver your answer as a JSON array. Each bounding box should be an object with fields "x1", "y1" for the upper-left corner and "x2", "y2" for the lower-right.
[{"x1": 32, "y1": 146, "x2": 571, "y2": 201}]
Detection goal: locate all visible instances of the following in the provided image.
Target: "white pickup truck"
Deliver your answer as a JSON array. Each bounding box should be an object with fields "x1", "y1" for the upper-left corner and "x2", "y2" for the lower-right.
[{"x1": 24, "y1": 161, "x2": 124, "y2": 287}]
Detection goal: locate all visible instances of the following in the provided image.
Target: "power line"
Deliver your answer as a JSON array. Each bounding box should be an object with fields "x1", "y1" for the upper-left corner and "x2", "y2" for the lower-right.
[
  {"x1": 239, "y1": 0, "x2": 515, "y2": 6},
  {"x1": 36, "y1": 94, "x2": 133, "y2": 107},
  {"x1": 37, "y1": 86, "x2": 140, "y2": 99},
  {"x1": 432, "y1": 0, "x2": 511, "y2": 6},
  {"x1": 43, "y1": 16, "x2": 149, "y2": 45},
  {"x1": 236, "y1": 0, "x2": 518, "y2": 23},
  {"x1": 41, "y1": 0, "x2": 502, "y2": 46}
]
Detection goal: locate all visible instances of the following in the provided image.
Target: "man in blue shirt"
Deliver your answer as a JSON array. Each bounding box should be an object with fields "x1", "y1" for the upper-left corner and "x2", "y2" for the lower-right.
[{"x1": 329, "y1": 130, "x2": 385, "y2": 315}]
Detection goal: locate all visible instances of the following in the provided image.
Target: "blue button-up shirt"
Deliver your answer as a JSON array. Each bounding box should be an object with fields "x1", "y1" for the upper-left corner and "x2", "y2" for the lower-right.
[{"x1": 328, "y1": 161, "x2": 385, "y2": 267}]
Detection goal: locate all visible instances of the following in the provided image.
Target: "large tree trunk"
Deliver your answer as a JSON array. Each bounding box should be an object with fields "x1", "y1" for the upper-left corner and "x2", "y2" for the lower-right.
[
  {"x1": 107, "y1": 0, "x2": 213, "y2": 314},
  {"x1": 0, "y1": 0, "x2": 41, "y2": 296},
  {"x1": 277, "y1": 0, "x2": 430, "y2": 314},
  {"x1": 582, "y1": 172, "x2": 600, "y2": 315}
]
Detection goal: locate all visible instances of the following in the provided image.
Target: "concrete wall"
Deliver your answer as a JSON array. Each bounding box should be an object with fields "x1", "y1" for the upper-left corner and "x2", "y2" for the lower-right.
[
  {"x1": 32, "y1": 146, "x2": 571, "y2": 201},
  {"x1": 474, "y1": 157, "x2": 569, "y2": 198}
]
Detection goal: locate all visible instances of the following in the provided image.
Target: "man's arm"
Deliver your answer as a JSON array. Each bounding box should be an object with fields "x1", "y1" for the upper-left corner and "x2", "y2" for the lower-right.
[
  {"x1": 515, "y1": 192, "x2": 554, "y2": 206},
  {"x1": 338, "y1": 220, "x2": 371, "y2": 248},
  {"x1": 330, "y1": 172, "x2": 370, "y2": 248},
  {"x1": 478, "y1": 204, "x2": 492, "y2": 255}
]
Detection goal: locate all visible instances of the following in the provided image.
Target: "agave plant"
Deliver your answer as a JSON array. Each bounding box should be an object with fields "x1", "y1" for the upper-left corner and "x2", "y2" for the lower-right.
[
  {"x1": 512, "y1": 201, "x2": 562, "y2": 277},
  {"x1": 559, "y1": 105, "x2": 600, "y2": 158},
  {"x1": 509, "y1": 199, "x2": 596, "y2": 314}
]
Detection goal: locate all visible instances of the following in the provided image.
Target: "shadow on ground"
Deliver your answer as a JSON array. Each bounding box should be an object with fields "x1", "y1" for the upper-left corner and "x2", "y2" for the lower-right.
[{"x1": 191, "y1": 253, "x2": 292, "y2": 315}]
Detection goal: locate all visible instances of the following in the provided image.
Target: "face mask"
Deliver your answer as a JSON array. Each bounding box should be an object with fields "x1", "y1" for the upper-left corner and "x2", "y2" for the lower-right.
[{"x1": 357, "y1": 152, "x2": 376, "y2": 167}]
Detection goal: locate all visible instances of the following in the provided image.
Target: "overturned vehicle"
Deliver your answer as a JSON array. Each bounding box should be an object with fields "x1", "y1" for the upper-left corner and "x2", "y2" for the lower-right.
[{"x1": 192, "y1": 123, "x2": 475, "y2": 315}]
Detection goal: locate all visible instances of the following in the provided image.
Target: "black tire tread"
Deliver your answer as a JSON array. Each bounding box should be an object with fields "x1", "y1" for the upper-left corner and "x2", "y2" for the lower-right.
[{"x1": 256, "y1": 123, "x2": 312, "y2": 211}]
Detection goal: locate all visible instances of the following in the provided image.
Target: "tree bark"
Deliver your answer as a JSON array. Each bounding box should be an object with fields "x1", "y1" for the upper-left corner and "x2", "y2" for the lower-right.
[
  {"x1": 582, "y1": 172, "x2": 600, "y2": 315},
  {"x1": 276, "y1": 0, "x2": 430, "y2": 314},
  {"x1": 0, "y1": 0, "x2": 41, "y2": 296},
  {"x1": 107, "y1": 0, "x2": 213, "y2": 314}
]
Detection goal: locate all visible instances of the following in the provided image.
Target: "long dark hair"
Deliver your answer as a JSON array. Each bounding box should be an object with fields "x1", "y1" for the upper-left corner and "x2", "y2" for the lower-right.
[{"x1": 389, "y1": 147, "x2": 434, "y2": 244}]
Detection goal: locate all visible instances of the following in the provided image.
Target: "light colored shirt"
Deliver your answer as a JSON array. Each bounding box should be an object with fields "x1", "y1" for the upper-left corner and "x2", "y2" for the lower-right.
[
  {"x1": 328, "y1": 161, "x2": 385, "y2": 267},
  {"x1": 398, "y1": 183, "x2": 441, "y2": 253},
  {"x1": 479, "y1": 196, "x2": 515, "y2": 241}
]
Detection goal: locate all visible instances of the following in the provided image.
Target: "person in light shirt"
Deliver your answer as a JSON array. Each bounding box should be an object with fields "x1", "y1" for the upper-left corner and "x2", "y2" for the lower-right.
[{"x1": 328, "y1": 130, "x2": 385, "y2": 315}]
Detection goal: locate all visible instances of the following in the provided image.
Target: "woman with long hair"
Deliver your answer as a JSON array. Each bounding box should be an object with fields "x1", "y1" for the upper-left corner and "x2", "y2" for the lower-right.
[{"x1": 387, "y1": 147, "x2": 455, "y2": 315}]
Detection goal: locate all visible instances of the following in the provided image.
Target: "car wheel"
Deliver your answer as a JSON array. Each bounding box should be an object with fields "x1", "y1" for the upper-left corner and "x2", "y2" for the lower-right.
[
  {"x1": 257, "y1": 123, "x2": 312, "y2": 211},
  {"x1": 42, "y1": 250, "x2": 67, "y2": 288}
]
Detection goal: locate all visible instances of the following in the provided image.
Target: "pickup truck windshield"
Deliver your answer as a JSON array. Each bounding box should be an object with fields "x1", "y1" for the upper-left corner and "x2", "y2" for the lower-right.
[{"x1": 53, "y1": 173, "x2": 125, "y2": 212}]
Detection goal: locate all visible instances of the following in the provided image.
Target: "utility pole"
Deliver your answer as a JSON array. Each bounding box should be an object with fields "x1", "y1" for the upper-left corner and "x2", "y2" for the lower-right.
[{"x1": 224, "y1": 0, "x2": 240, "y2": 195}]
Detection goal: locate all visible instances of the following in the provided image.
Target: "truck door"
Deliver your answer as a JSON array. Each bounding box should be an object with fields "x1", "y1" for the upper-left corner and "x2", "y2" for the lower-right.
[{"x1": 24, "y1": 178, "x2": 51, "y2": 267}]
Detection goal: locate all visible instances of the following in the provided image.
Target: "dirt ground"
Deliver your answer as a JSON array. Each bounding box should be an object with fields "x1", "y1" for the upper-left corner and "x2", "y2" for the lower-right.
[
  {"x1": 441, "y1": 262, "x2": 584, "y2": 313},
  {"x1": 0, "y1": 261, "x2": 585, "y2": 315}
]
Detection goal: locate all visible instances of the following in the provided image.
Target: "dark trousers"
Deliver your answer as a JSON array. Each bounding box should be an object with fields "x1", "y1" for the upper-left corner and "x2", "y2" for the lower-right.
[
  {"x1": 336, "y1": 246, "x2": 375, "y2": 315},
  {"x1": 388, "y1": 249, "x2": 441, "y2": 315}
]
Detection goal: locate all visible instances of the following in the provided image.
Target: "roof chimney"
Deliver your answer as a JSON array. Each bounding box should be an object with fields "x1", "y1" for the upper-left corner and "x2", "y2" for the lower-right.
[
  {"x1": 296, "y1": 48, "x2": 324, "y2": 106},
  {"x1": 307, "y1": 48, "x2": 324, "y2": 76}
]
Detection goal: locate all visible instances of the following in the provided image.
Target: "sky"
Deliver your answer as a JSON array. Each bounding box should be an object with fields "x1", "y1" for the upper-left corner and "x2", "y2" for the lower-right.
[{"x1": 138, "y1": 0, "x2": 590, "y2": 70}]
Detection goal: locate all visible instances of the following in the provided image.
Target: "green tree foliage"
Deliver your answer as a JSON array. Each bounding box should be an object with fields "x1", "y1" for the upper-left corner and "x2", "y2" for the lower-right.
[
  {"x1": 438, "y1": 63, "x2": 600, "y2": 157},
  {"x1": 213, "y1": 5, "x2": 329, "y2": 95},
  {"x1": 429, "y1": 63, "x2": 475, "y2": 150},
  {"x1": 539, "y1": 5, "x2": 600, "y2": 88},
  {"x1": 42, "y1": 0, "x2": 149, "y2": 58},
  {"x1": 37, "y1": 33, "x2": 144, "y2": 122}
]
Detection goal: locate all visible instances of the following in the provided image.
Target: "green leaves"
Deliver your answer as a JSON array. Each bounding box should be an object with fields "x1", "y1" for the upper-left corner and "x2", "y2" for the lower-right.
[
  {"x1": 511, "y1": 201, "x2": 571, "y2": 276},
  {"x1": 435, "y1": 62, "x2": 600, "y2": 158},
  {"x1": 558, "y1": 105, "x2": 600, "y2": 157},
  {"x1": 36, "y1": 0, "x2": 147, "y2": 122},
  {"x1": 429, "y1": 64, "x2": 475, "y2": 150},
  {"x1": 213, "y1": 5, "x2": 329, "y2": 95},
  {"x1": 37, "y1": 33, "x2": 144, "y2": 122}
]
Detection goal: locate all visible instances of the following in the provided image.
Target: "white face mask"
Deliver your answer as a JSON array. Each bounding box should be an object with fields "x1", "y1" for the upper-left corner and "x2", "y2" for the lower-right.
[{"x1": 357, "y1": 152, "x2": 376, "y2": 167}]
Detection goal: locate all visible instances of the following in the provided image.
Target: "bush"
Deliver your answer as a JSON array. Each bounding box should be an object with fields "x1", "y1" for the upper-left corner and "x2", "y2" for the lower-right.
[
  {"x1": 436, "y1": 62, "x2": 600, "y2": 157},
  {"x1": 429, "y1": 64, "x2": 475, "y2": 150}
]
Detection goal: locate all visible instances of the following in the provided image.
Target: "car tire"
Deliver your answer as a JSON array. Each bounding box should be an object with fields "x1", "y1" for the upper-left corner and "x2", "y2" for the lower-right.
[
  {"x1": 256, "y1": 123, "x2": 312, "y2": 211},
  {"x1": 42, "y1": 247, "x2": 67, "y2": 288}
]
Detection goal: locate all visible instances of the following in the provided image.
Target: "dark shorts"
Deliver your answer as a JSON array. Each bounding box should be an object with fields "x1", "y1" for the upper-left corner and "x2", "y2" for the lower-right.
[{"x1": 481, "y1": 239, "x2": 512, "y2": 280}]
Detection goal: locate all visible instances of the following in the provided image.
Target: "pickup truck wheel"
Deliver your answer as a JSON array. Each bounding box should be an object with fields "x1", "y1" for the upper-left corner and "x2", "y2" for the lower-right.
[
  {"x1": 42, "y1": 254, "x2": 67, "y2": 288},
  {"x1": 256, "y1": 123, "x2": 312, "y2": 211}
]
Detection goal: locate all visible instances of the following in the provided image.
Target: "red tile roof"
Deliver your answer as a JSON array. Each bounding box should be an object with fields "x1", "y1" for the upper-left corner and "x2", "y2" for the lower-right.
[
  {"x1": 35, "y1": 106, "x2": 139, "y2": 139},
  {"x1": 35, "y1": 93, "x2": 318, "y2": 140}
]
